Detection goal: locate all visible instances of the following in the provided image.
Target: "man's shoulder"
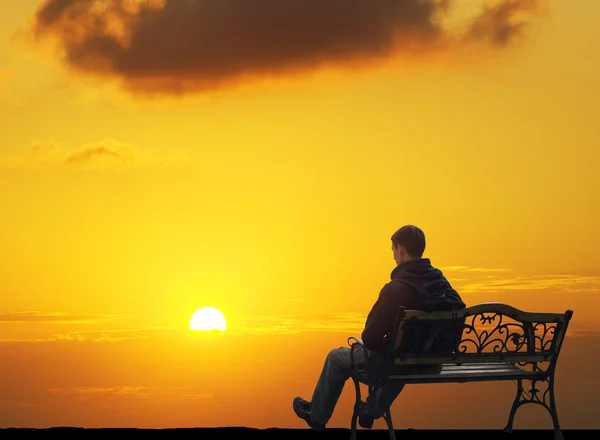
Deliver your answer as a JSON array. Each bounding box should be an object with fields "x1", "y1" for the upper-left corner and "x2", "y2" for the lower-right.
[
  {"x1": 382, "y1": 278, "x2": 420, "y2": 294},
  {"x1": 385, "y1": 273, "x2": 454, "y2": 296}
]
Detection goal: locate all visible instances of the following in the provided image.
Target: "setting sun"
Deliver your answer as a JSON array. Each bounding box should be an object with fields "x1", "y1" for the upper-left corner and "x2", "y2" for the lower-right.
[{"x1": 189, "y1": 307, "x2": 227, "y2": 332}]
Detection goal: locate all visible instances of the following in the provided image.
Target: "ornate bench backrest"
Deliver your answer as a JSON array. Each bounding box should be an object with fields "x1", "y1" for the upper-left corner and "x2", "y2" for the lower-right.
[{"x1": 391, "y1": 302, "x2": 573, "y2": 370}]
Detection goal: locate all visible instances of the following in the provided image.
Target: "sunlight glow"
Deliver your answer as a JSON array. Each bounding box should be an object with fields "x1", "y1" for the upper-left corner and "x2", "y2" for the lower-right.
[{"x1": 189, "y1": 307, "x2": 227, "y2": 332}]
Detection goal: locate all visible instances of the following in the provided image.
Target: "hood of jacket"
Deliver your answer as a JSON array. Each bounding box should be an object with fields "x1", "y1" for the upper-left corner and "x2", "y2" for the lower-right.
[{"x1": 390, "y1": 258, "x2": 443, "y2": 283}]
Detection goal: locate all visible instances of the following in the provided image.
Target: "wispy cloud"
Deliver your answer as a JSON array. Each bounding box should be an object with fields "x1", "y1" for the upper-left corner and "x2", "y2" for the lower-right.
[
  {"x1": 0, "y1": 326, "x2": 171, "y2": 343},
  {"x1": 51, "y1": 327, "x2": 172, "y2": 342},
  {"x1": 566, "y1": 329, "x2": 600, "y2": 338},
  {"x1": 0, "y1": 311, "x2": 120, "y2": 325},
  {"x1": 0, "y1": 400, "x2": 37, "y2": 410},
  {"x1": 0, "y1": 312, "x2": 367, "y2": 341},
  {"x1": 0, "y1": 140, "x2": 189, "y2": 170},
  {"x1": 48, "y1": 386, "x2": 212, "y2": 401},
  {"x1": 459, "y1": 273, "x2": 600, "y2": 294},
  {"x1": 440, "y1": 265, "x2": 511, "y2": 273},
  {"x1": 229, "y1": 312, "x2": 366, "y2": 336},
  {"x1": 441, "y1": 266, "x2": 600, "y2": 294}
]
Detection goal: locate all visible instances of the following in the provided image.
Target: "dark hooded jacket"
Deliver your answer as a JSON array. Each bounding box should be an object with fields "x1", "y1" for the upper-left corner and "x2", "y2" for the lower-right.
[{"x1": 361, "y1": 258, "x2": 462, "y2": 353}]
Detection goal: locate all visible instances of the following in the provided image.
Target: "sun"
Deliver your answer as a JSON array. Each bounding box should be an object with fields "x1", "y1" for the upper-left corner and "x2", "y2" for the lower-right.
[{"x1": 189, "y1": 307, "x2": 227, "y2": 332}]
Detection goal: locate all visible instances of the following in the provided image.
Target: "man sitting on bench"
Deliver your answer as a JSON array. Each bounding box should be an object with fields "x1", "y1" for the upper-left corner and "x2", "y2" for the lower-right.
[{"x1": 293, "y1": 225, "x2": 466, "y2": 430}]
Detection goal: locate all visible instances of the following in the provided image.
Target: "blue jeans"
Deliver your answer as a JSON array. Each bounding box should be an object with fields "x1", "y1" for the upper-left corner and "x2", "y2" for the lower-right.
[{"x1": 309, "y1": 344, "x2": 405, "y2": 426}]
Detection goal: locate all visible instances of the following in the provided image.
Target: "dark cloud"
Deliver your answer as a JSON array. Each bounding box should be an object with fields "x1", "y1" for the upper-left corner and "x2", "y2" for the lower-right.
[
  {"x1": 31, "y1": 0, "x2": 541, "y2": 95},
  {"x1": 465, "y1": 0, "x2": 539, "y2": 46}
]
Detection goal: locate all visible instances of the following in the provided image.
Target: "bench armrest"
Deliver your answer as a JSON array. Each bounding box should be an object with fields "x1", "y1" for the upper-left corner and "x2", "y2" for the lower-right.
[{"x1": 347, "y1": 336, "x2": 364, "y2": 347}]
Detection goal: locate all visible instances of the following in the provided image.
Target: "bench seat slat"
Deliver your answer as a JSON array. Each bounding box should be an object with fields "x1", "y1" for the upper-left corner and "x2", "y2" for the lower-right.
[
  {"x1": 394, "y1": 353, "x2": 552, "y2": 365},
  {"x1": 386, "y1": 362, "x2": 543, "y2": 384},
  {"x1": 441, "y1": 363, "x2": 520, "y2": 371}
]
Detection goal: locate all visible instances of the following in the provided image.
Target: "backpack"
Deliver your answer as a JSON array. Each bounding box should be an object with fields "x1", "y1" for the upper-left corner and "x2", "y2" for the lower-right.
[
  {"x1": 392, "y1": 278, "x2": 466, "y2": 357},
  {"x1": 399, "y1": 278, "x2": 466, "y2": 313}
]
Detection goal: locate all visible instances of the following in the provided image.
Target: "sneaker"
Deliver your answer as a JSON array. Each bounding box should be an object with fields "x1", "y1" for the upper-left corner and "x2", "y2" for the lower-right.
[
  {"x1": 292, "y1": 397, "x2": 326, "y2": 431},
  {"x1": 358, "y1": 401, "x2": 374, "y2": 429}
]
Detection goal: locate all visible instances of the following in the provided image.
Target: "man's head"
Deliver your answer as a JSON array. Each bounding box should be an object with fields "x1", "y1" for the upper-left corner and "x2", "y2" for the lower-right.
[{"x1": 391, "y1": 225, "x2": 426, "y2": 265}]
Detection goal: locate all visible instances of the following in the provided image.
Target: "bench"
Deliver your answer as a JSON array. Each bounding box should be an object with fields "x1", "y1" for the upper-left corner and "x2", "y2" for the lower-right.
[{"x1": 347, "y1": 302, "x2": 573, "y2": 440}]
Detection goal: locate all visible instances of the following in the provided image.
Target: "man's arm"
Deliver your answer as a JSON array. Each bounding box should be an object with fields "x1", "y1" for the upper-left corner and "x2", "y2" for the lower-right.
[{"x1": 361, "y1": 282, "x2": 414, "y2": 351}]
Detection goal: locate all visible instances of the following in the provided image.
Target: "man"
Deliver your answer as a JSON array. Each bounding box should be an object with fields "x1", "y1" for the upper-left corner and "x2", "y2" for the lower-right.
[{"x1": 293, "y1": 225, "x2": 465, "y2": 430}]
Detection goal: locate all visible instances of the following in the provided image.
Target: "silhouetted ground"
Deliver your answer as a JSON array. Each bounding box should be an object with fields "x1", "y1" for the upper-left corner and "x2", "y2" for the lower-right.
[{"x1": 0, "y1": 428, "x2": 597, "y2": 439}]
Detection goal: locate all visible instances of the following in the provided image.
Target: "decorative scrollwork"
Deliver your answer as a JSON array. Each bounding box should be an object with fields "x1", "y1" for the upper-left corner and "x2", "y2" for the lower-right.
[
  {"x1": 456, "y1": 312, "x2": 559, "y2": 357},
  {"x1": 458, "y1": 312, "x2": 527, "y2": 354},
  {"x1": 534, "y1": 322, "x2": 557, "y2": 352},
  {"x1": 516, "y1": 377, "x2": 554, "y2": 409}
]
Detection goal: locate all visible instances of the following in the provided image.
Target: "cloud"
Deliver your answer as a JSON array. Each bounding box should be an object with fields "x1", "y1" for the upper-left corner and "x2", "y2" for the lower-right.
[
  {"x1": 0, "y1": 401, "x2": 37, "y2": 410},
  {"x1": 50, "y1": 327, "x2": 168, "y2": 342},
  {"x1": 441, "y1": 266, "x2": 600, "y2": 294},
  {"x1": 48, "y1": 386, "x2": 212, "y2": 401},
  {"x1": 566, "y1": 329, "x2": 600, "y2": 338},
  {"x1": 0, "y1": 312, "x2": 367, "y2": 341},
  {"x1": 229, "y1": 312, "x2": 366, "y2": 335},
  {"x1": 460, "y1": 273, "x2": 600, "y2": 294},
  {"x1": 0, "y1": 139, "x2": 189, "y2": 170},
  {"x1": 440, "y1": 265, "x2": 511, "y2": 273},
  {"x1": 0, "y1": 326, "x2": 170, "y2": 343},
  {"x1": 28, "y1": 0, "x2": 543, "y2": 95},
  {"x1": 0, "y1": 311, "x2": 120, "y2": 324},
  {"x1": 464, "y1": 0, "x2": 539, "y2": 47}
]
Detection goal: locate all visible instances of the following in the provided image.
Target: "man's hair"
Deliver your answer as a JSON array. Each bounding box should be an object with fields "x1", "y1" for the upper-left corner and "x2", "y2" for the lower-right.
[{"x1": 391, "y1": 225, "x2": 426, "y2": 258}]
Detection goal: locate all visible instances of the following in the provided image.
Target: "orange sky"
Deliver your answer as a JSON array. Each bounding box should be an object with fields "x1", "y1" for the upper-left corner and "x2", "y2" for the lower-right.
[{"x1": 1, "y1": 0, "x2": 599, "y2": 430}]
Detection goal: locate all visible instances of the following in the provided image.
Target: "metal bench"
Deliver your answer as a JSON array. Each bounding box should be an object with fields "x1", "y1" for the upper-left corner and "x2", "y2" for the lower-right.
[{"x1": 347, "y1": 302, "x2": 573, "y2": 440}]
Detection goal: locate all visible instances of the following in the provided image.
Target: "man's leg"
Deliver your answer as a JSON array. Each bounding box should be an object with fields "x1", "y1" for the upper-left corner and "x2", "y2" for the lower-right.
[
  {"x1": 363, "y1": 364, "x2": 441, "y2": 423},
  {"x1": 294, "y1": 345, "x2": 371, "y2": 428},
  {"x1": 365, "y1": 382, "x2": 406, "y2": 419},
  {"x1": 309, "y1": 346, "x2": 369, "y2": 425}
]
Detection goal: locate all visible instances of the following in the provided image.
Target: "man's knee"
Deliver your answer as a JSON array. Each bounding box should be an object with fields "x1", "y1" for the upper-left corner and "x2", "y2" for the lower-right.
[
  {"x1": 327, "y1": 347, "x2": 347, "y2": 360},
  {"x1": 326, "y1": 347, "x2": 352, "y2": 369}
]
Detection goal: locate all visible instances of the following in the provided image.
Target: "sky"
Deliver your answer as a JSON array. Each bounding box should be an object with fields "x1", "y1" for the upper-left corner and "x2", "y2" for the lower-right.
[{"x1": 0, "y1": 0, "x2": 599, "y2": 430}]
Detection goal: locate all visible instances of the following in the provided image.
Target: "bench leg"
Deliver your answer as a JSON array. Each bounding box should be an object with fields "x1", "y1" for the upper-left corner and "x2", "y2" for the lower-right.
[
  {"x1": 349, "y1": 378, "x2": 361, "y2": 440},
  {"x1": 503, "y1": 376, "x2": 563, "y2": 440},
  {"x1": 503, "y1": 379, "x2": 523, "y2": 433},
  {"x1": 382, "y1": 409, "x2": 397, "y2": 440},
  {"x1": 547, "y1": 376, "x2": 564, "y2": 440}
]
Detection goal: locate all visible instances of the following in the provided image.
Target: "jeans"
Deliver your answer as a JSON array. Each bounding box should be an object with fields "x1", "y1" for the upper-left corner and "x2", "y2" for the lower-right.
[{"x1": 310, "y1": 344, "x2": 405, "y2": 426}]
